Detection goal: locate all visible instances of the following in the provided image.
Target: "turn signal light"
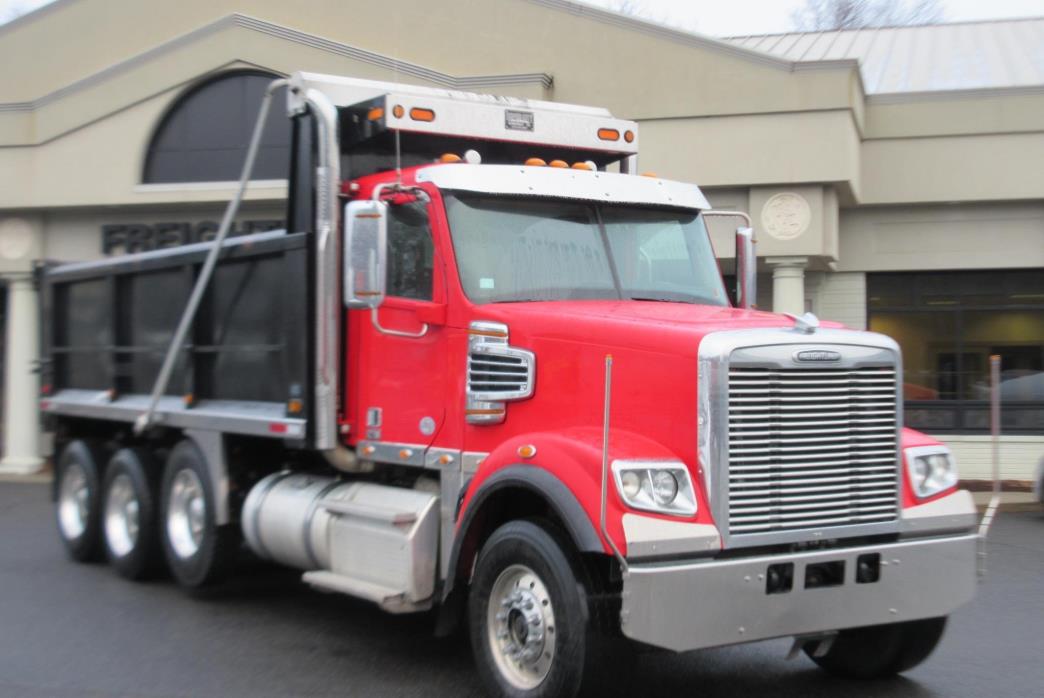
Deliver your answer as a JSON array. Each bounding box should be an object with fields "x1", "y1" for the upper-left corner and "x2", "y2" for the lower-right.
[
  {"x1": 524, "y1": 157, "x2": 547, "y2": 167},
  {"x1": 410, "y1": 107, "x2": 436, "y2": 122},
  {"x1": 597, "y1": 128, "x2": 620, "y2": 141}
]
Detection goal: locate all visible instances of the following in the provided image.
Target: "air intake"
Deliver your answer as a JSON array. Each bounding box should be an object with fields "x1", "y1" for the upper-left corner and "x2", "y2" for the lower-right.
[{"x1": 466, "y1": 321, "x2": 535, "y2": 424}]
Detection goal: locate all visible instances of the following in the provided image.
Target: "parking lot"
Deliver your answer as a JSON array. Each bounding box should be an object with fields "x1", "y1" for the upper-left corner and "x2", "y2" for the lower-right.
[{"x1": 1, "y1": 480, "x2": 1042, "y2": 698}]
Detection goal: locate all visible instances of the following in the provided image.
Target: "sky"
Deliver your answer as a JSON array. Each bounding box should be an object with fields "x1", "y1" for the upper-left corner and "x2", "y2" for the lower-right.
[{"x1": 1, "y1": 0, "x2": 1042, "y2": 35}]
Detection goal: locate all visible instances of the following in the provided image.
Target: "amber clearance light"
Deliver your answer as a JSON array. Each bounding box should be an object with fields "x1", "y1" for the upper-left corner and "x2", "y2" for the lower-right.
[
  {"x1": 597, "y1": 128, "x2": 620, "y2": 142},
  {"x1": 410, "y1": 107, "x2": 436, "y2": 122}
]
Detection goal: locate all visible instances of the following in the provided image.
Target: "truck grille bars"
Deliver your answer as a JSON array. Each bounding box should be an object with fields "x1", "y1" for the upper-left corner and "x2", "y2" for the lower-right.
[{"x1": 726, "y1": 366, "x2": 900, "y2": 536}]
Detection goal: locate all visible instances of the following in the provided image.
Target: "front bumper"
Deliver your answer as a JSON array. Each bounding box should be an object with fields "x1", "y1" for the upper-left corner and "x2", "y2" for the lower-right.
[{"x1": 621, "y1": 533, "x2": 978, "y2": 652}]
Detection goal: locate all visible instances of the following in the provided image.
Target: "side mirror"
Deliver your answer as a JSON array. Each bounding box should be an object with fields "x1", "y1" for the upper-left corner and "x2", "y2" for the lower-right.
[
  {"x1": 344, "y1": 200, "x2": 387, "y2": 309},
  {"x1": 735, "y1": 226, "x2": 757, "y2": 309}
]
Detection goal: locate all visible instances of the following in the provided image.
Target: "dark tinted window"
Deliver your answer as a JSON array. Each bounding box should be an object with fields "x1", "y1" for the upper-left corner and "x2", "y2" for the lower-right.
[
  {"x1": 144, "y1": 71, "x2": 290, "y2": 183},
  {"x1": 386, "y1": 202, "x2": 434, "y2": 301},
  {"x1": 868, "y1": 269, "x2": 1044, "y2": 433}
]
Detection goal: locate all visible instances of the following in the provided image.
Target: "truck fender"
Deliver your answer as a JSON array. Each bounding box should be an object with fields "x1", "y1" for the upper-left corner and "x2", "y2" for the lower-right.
[{"x1": 442, "y1": 465, "x2": 602, "y2": 601}]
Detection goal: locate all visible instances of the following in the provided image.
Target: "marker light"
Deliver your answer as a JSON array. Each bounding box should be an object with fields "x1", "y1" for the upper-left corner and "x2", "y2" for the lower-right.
[
  {"x1": 549, "y1": 159, "x2": 568, "y2": 168},
  {"x1": 597, "y1": 128, "x2": 620, "y2": 141},
  {"x1": 463, "y1": 149, "x2": 482, "y2": 164},
  {"x1": 524, "y1": 157, "x2": 547, "y2": 167},
  {"x1": 517, "y1": 444, "x2": 537, "y2": 459},
  {"x1": 641, "y1": 172, "x2": 658, "y2": 178},
  {"x1": 906, "y1": 446, "x2": 959, "y2": 499},
  {"x1": 367, "y1": 107, "x2": 384, "y2": 121},
  {"x1": 571, "y1": 161, "x2": 595, "y2": 171},
  {"x1": 439, "y1": 153, "x2": 462, "y2": 163},
  {"x1": 611, "y1": 460, "x2": 697, "y2": 516},
  {"x1": 410, "y1": 107, "x2": 436, "y2": 122},
  {"x1": 624, "y1": 130, "x2": 635, "y2": 143},
  {"x1": 392, "y1": 104, "x2": 405, "y2": 118}
]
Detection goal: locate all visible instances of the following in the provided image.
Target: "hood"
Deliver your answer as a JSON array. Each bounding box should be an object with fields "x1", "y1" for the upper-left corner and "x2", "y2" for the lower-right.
[{"x1": 469, "y1": 300, "x2": 832, "y2": 356}]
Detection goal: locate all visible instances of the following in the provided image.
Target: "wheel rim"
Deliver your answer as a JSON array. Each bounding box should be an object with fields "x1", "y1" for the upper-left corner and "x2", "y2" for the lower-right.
[
  {"x1": 104, "y1": 473, "x2": 140, "y2": 558},
  {"x1": 58, "y1": 463, "x2": 90, "y2": 541},
  {"x1": 486, "y1": 564, "x2": 557, "y2": 690},
  {"x1": 167, "y1": 469, "x2": 206, "y2": 560}
]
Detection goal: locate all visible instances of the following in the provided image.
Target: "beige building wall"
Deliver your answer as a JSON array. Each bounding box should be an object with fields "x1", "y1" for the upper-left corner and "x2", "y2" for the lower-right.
[{"x1": 0, "y1": 0, "x2": 1040, "y2": 480}]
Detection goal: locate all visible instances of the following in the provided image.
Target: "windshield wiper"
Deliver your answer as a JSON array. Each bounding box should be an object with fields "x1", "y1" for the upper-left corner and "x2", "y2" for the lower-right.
[{"x1": 629, "y1": 296, "x2": 689, "y2": 303}]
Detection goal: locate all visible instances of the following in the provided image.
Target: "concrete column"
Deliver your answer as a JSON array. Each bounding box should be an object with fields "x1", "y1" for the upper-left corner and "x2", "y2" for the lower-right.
[
  {"x1": 767, "y1": 257, "x2": 808, "y2": 316},
  {"x1": 1, "y1": 274, "x2": 43, "y2": 474}
]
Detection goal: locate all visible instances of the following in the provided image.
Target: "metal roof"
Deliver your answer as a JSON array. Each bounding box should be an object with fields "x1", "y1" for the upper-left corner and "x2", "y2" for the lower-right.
[{"x1": 725, "y1": 18, "x2": 1044, "y2": 97}]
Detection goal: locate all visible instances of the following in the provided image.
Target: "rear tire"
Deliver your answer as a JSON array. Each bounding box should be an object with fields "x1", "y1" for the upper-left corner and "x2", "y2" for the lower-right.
[
  {"x1": 468, "y1": 519, "x2": 629, "y2": 698},
  {"x1": 55, "y1": 439, "x2": 106, "y2": 562},
  {"x1": 102, "y1": 448, "x2": 162, "y2": 580},
  {"x1": 807, "y1": 617, "x2": 948, "y2": 678},
  {"x1": 160, "y1": 439, "x2": 238, "y2": 589}
]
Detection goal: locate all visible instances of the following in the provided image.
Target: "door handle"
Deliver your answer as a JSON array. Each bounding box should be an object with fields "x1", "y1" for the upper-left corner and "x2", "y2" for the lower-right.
[{"x1": 370, "y1": 307, "x2": 429, "y2": 338}]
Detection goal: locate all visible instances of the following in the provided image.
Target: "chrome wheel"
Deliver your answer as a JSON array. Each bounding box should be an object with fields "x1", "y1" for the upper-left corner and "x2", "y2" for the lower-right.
[
  {"x1": 58, "y1": 463, "x2": 90, "y2": 541},
  {"x1": 167, "y1": 468, "x2": 206, "y2": 560},
  {"x1": 104, "y1": 473, "x2": 140, "y2": 558},
  {"x1": 487, "y1": 564, "x2": 557, "y2": 690}
]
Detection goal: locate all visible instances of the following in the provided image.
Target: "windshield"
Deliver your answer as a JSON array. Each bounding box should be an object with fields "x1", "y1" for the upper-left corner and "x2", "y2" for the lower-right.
[{"x1": 444, "y1": 193, "x2": 728, "y2": 306}]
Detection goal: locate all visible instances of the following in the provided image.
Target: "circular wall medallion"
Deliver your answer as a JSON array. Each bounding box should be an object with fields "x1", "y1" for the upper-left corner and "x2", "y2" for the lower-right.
[
  {"x1": 0, "y1": 218, "x2": 34, "y2": 260},
  {"x1": 761, "y1": 193, "x2": 811, "y2": 242}
]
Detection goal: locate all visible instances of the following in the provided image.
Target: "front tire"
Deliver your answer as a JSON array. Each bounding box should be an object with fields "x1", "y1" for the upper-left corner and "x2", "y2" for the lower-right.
[
  {"x1": 468, "y1": 520, "x2": 607, "y2": 698},
  {"x1": 160, "y1": 439, "x2": 237, "y2": 589},
  {"x1": 807, "y1": 617, "x2": 948, "y2": 678},
  {"x1": 102, "y1": 448, "x2": 161, "y2": 580},
  {"x1": 55, "y1": 439, "x2": 106, "y2": 562}
]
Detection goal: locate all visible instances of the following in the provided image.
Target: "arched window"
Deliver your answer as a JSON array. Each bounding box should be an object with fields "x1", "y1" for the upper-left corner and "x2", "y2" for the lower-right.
[{"x1": 143, "y1": 70, "x2": 290, "y2": 184}]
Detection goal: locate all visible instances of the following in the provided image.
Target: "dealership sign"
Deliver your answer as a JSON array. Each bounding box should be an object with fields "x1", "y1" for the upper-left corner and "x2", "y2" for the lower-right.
[{"x1": 101, "y1": 219, "x2": 283, "y2": 255}]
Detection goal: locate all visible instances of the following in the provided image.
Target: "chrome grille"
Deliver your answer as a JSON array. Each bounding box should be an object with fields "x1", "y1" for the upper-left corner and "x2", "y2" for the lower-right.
[
  {"x1": 467, "y1": 352, "x2": 530, "y2": 394},
  {"x1": 726, "y1": 366, "x2": 899, "y2": 536}
]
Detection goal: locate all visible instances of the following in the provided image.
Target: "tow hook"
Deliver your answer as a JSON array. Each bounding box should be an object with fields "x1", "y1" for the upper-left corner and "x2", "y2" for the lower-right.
[{"x1": 786, "y1": 632, "x2": 838, "y2": 660}]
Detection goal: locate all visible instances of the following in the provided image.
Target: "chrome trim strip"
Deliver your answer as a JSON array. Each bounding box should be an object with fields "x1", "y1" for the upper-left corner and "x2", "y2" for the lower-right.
[
  {"x1": 43, "y1": 390, "x2": 305, "y2": 440},
  {"x1": 416, "y1": 165, "x2": 710, "y2": 210},
  {"x1": 462, "y1": 452, "x2": 489, "y2": 475},
  {"x1": 357, "y1": 441, "x2": 429, "y2": 468},
  {"x1": 697, "y1": 327, "x2": 904, "y2": 549}
]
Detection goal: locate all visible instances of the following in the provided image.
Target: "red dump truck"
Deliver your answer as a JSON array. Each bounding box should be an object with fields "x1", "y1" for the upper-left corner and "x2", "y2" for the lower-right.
[{"x1": 42, "y1": 72, "x2": 980, "y2": 698}]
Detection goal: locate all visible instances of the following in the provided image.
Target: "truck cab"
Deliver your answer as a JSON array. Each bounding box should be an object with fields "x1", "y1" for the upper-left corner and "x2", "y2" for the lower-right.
[{"x1": 43, "y1": 72, "x2": 980, "y2": 698}]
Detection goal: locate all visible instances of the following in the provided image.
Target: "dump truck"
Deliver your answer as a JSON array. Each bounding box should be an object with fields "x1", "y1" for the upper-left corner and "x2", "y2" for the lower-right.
[{"x1": 41, "y1": 72, "x2": 980, "y2": 698}]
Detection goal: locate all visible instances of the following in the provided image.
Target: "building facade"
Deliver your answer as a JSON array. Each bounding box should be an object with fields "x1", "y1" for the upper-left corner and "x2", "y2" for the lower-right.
[{"x1": 1, "y1": 0, "x2": 1041, "y2": 479}]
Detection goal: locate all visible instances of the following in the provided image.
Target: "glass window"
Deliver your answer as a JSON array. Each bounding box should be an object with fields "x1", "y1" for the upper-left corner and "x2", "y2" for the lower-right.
[
  {"x1": 144, "y1": 71, "x2": 290, "y2": 184},
  {"x1": 444, "y1": 193, "x2": 727, "y2": 306},
  {"x1": 386, "y1": 202, "x2": 434, "y2": 301},
  {"x1": 868, "y1": 270, "x2": 1044, "y2": 434}
]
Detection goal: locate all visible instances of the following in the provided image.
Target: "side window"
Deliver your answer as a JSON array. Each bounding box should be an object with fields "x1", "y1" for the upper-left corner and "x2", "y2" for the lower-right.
[{"x1": 386, "y1": 201, "x2": 434, "y2": 300}]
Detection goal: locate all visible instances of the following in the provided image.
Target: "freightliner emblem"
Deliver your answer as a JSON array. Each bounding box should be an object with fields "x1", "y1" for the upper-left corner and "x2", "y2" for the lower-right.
[{"x1": 794, "y1": 350, "x2": 842, "y2": 363}]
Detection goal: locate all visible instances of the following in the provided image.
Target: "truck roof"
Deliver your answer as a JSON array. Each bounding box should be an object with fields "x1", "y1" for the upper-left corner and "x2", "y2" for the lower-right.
[{"x1": 288, "y1": 72, "x2": 639, "y2": 172}]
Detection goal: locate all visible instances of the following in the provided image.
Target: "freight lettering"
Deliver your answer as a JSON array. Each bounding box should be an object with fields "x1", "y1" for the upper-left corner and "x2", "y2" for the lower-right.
[{"x1": 101, "y1": 219, "x2": 283, "y2": 255}]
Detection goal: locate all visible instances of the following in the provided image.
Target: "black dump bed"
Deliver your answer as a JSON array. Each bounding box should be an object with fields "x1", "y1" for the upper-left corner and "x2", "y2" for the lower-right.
[{"x1": 40, "y1": 230, "x2": 315, "y2": 441}]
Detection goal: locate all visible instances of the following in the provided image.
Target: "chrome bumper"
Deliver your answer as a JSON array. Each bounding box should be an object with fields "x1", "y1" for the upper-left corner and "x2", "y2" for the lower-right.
[{"x1": 621, "y1": 533, "x2": 978, "y2": 652}]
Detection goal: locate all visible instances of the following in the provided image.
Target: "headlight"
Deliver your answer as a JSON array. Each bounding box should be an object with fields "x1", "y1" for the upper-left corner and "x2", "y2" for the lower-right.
[
  {"x1": 611, "y1": 460, "x2": 697, "y2": 516},
  {"x1": 905, "y1": 446, "x2": 959, "y2": 499}
]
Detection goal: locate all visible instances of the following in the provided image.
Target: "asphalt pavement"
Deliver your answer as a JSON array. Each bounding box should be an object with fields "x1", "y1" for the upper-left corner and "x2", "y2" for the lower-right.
[{"x1": 1, "y1": 481, "x2": 1042, "y2": 698}]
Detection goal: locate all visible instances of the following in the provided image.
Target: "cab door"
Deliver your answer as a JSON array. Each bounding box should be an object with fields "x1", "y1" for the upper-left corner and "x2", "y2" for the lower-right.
[{"x1": 348, "y1": 199, "x2": 448, "y2": 462}]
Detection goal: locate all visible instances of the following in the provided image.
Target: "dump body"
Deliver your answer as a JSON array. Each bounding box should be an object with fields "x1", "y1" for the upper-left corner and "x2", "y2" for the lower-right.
[{"x1": 41, "y1": 230, "x2": 314, "y2": 441}]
